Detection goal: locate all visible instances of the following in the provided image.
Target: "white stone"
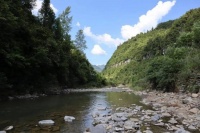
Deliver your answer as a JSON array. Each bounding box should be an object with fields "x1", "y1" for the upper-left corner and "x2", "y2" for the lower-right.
[
  {"x1": 192, "y1": 93, "x2": 198, "y2": 98},
  {"x1": 115, "y1": 127, "x2": 124, "y2": 131},
  {"x1": 64, "y1": 116, "x2": 75, "y2": 122},
  {"x1": 38, "y1": 120, "x2": 54, "y2": 126},
  {"x1": 0, "y1": 131, "x2": 6, "y2": 133},
  {"x1": 97, "y1": 106, "x2": 106, "y2": 110},
  {"x1": 4, "y1": 126, "x2": 13, "y2": 131},
  {"x1": 188, "y1": 125, "x2": 196, "y2": 130}
]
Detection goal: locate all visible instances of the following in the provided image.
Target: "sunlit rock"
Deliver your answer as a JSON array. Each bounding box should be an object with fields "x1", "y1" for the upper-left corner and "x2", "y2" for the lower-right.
[
  {"x1": 38, "y1": 120, "x2": 54, "y2": 126},
  {"x1": 64, "y1": 116, "x2": 75, "y2": 122}
]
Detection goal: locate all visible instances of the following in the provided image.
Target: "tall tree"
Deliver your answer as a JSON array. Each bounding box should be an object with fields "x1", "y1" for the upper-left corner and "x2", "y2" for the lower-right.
[
  {"x1": 59, "y1": 7, "x2": 72, "y2": 38},
  {"x1": 39, "y1": 0, "x2": 55, "y2": 30},
  {"x1": 74, "y1": 29, "x2": 87, "y2": 52}
]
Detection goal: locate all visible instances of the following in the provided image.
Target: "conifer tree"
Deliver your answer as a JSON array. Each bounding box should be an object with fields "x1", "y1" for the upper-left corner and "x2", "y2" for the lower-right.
[
  {"x1": 74, "y1": 29, "x2": 87, "y2": 52},
  {"x1": 39, "y1": 0, "x2": 55, "y2": 30}
]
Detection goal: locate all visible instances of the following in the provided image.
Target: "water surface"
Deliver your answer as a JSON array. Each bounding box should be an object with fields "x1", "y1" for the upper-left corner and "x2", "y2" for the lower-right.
[{"x1": 0, "y1": 91, "x2": 147, "y2": 132}]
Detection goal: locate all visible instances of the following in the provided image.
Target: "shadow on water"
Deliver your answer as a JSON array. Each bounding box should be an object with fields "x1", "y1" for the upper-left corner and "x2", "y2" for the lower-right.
[{"x1": 0, "y1": 91, "x2": 149, "y2": 132}]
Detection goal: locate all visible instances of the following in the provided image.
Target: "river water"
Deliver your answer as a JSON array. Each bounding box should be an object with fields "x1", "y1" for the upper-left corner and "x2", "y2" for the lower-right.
[{"x1": 0, "y1": 90, "x2": 148, "y2": 132}]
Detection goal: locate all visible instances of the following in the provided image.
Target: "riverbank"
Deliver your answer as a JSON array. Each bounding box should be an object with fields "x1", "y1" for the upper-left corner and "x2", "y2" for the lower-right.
[
  {"x1": 137, "y1": 90, "x2": 200, "y2": 131},
  {"x1": 5, "y1": 87, "x2": 133, "y2": 101},
  {"x1": 88, "y1": 90, "x2": 199, "y2": 133}
]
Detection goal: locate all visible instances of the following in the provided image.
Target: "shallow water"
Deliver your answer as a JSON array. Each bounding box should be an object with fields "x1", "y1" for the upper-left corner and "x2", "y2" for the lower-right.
[{"x1": 0, "y1": 91, "x2": 148, "y2": 132}]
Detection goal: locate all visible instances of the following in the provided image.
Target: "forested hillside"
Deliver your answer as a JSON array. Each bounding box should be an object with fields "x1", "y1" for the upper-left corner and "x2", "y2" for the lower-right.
[
  {"x1": 102, "y1": 8, "x2": 200, "y2": 92},
  {"x1": 0, "y1": 0, "x2": 106, "y2": 98}
]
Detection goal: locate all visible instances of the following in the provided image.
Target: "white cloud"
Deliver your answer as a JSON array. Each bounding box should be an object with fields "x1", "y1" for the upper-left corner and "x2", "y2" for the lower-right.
[
  {"x1": 91, "y1": 45, "x2": 107, "y2": 55},
  {"x1": 84, "y1": 27, "x2": 124, "y2": 47},
  {"x1": 121, "y1": 0, "x2": 176, "y2": 40},
  {"x1": 76, "y1": 22, "x2": 81, "y2": 27},
  {"x1": 32, "y1": 0, "x2": 58, "y2": 16}
]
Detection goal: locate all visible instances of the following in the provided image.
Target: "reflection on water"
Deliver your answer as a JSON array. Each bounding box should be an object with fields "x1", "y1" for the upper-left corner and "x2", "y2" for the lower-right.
[{"x1": 0, "y1": 91, "x2": 145, "y2": 132}]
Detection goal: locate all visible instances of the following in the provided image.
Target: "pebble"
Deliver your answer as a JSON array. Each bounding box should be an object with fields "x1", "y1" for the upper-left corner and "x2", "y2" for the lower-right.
[{"x1": 189, "y1": 108, "x2": 199, "y2": 114}]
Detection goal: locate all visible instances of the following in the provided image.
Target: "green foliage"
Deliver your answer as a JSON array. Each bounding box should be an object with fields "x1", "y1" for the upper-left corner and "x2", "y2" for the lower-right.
[
  {"x1": 74, "y1": 29, "x2": 87, "y2": 52},
  {"x1": 0, "y1": 0, "x2": 105, "y2": 98},
  {"x1": 59, "y1": 7, "x2": 72, "y2": 38},
  {"x1": 103, "y1": 8, "x2": 200, "y2": 92},
  {"x1": 156, "y1": 20, "x2": 175, "y2": 30},
  {"x1": 39, "y1": 0, "x2": 55, "y2": 30},
  {"x1": 147, "y1": 57, "x2": 181, "y2": 92},
  {"x1": 192, "y1": 21, "x2": 200, "y2": 47}
]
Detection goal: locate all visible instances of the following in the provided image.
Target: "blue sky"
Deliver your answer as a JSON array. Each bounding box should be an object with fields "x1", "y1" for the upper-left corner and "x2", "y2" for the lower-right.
[{"x1": 33, "y1": 0, "x2": 200, "y2": 65}]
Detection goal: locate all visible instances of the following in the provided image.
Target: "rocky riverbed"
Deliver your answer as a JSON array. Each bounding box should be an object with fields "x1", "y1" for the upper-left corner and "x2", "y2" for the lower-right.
[
  {"x1": 0, "y1": 88, "x2": 199, "y2": 133},
  {"x1": 87, "y1": 90, "x2": 200, "y2": 133}
]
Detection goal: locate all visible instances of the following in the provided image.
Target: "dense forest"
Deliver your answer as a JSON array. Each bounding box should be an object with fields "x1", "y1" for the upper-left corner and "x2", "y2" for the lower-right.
[
  {"x1": 102, "y1": 8, "x2": 200, "y2": 92},
  {"x1": 0, "y1": 0, "x2": 106, "y2": 98}
]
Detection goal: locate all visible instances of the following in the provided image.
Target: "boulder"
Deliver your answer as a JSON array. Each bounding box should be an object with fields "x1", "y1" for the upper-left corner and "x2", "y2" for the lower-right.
[
  {"x1": 192, "y1": 93, "x2": 198, "y2": 98},
  {"x1": 38, "y1": 120, "x2": 54, "y2": 126},
  {"x1": 92, "y1": 112, "x2": 100, "y2": 118},
  {"x1": 189, "y1": 108, "x2": 199, "y2": 114},
  {"x1": 64, "y1": 116, "x2": 75, "y2": 122},
  {"x1": 161, "y1": 112, "x2": 171, "y2": 117},
  {"x1": 182, "y1": 99, "x2": 189, "y2": 104},
  {"x1": 124, "y1": 120, "x2": 135, "y2": 130}
]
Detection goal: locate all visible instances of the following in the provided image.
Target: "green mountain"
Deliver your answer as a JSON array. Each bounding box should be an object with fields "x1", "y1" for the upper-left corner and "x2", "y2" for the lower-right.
[
  {"x1": 93, "y1": 65, "x2": 105, "y2": 72},
  {"x1": 102, "y1": 8, "x2": 200, "y2": 92}
]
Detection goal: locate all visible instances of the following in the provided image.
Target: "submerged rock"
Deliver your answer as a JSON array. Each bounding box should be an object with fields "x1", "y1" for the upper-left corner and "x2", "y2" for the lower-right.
[
  {"x1": 64, "y1": 116, "x2": 75, "y2": 122},
  {"x1": 90, "y1": 124, "x2": 106, "y2": 133},
  {"x1": 38, "y1": 120, "x2": 54, "y2": 126},
  {"x1": 4, "y1": 125, "x2": 14, "y2": 131},
  {"x1": 97, "y1": 107, "x2": 107, "y2": 110}
]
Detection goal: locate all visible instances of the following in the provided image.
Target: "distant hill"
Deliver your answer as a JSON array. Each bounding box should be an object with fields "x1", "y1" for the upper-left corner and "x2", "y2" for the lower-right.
[
  {"x1": 102, "y1": 8, "x2": 200, "y2": 92},
  {"x1": 93, "y1": 65, "x2": 105, "y2": 72}
]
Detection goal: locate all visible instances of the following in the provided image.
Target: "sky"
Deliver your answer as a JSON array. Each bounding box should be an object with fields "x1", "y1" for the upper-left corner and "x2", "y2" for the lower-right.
[{"x1": 33, "y1": 0, "x2": 200, "y2": 65}]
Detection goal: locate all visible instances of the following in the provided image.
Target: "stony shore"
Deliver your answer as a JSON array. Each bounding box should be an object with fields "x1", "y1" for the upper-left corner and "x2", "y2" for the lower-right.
[{"x1": 87, "y1": 90, "x2": 200, "y2": 133}]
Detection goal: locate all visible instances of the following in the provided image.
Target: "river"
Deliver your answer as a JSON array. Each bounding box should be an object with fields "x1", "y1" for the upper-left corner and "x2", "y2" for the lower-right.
[{"x1": 0, "y1": 89, "x2": 148, "y2": 132}]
